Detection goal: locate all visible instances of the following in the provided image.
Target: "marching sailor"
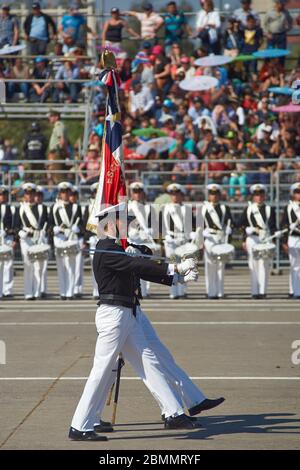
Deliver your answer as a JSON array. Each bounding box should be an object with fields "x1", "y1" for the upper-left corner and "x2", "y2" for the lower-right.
[
  {"x1": 69, "y1": 203, "x2": 200, "y2": 441},
  {"x1": 0, "y1": 185, "x2": 14, "y2": 299},
  {"x1": 202, "y1": 184, "x2": 233, "y2": 299},
  {"x1": 70, "y1": 186, "x2": 84, "y2": 298},
  {"x1": 163, "y1": 183, "x2": 191, "y2": 299},
  {"x1": 281, "y1": 182, "x2": 300, "y2": 299},
  {"x1": 49, "y1": 182, "x2": 82, "y2": 300},
  {"x1": 13, "y1": 183, "x2": 48, "y2": 300},
  {"x1": 238, "y1": 184, "x2": 277, "y2": 299},
  {"x1": 128, "y1": 181, "x2": 157, "y2": 298},
  {"x1": 82, "y1": 182, "x2": 99, "y2": 299},
  {"x1": 35, "y1": 185, "x2": 48, "y2": 298}
]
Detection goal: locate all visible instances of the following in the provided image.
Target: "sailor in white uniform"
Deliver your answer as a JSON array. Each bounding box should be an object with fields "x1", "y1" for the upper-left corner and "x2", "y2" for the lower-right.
[
  {"x1": 14, "y1": 183, "x2": 48, "y2": 300},
  {"x1": 128, "y1": 181, "x2": 157, "y2": 298},
  {"x1": 49, "y1": 182, "x2": 82, "y2": 300},
  {"x1": 0, "y1": 185, "x2": 14, "y2": 298},
  {"x1": 238, "y1": 184, "x2": 277, "y2": 299},
  {"x1": 202, "y1": 184, "x2": 233, "y2": 299},
  {"x1": 35, "y1": 185, "x2": 48, "y2": 298},
  {"x1": 70, "y1": 186, "x2": 84, "y2": 298},
  {"x1": 163, "y1": 183, "x2": 191, "y2": 299},
  {"x1": 82, "y1": 182, "x2": 99, "y2": 299},
  {"x1": 282, "y1": 182, "x2": 300, "y2": 299}
]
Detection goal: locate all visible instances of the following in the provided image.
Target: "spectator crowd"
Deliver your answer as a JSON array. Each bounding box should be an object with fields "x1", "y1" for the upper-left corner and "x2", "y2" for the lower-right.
[{"x1": 0, "y1": 0, "x2": 300, "y2": 202}]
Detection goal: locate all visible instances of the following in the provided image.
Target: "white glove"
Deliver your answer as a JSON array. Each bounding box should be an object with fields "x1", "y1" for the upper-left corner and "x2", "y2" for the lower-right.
[
  {"x1": 144, "y1": 227, "x2": 153, "y2": 238},
  {"x1": 290, "y1": 222, "x2": 298, "y2": 232},
  {"x1": 190, "y1": 231, "x2": 196, "y2": 241},
  {"x1": 19, "y1": 230, "x2": 27, "y2": 240},
  {"x1": 125, "y1": 245, "x2": 141, "y2": 257},
  {"x1": 184, "y1": 269, "x2": 198, "y2": 283},
  {"x1": 225, "y1": 226, "x2": 232, "y2": 236},
  {"x1": 203, "y1": 228, "x2": 213, "y2": 238},
  {"x1": 176, "y1": 258, "x2": 197, "y2": 275},
  {"x1": 53, "y1": 226, "x2": 61, "y2": 235},
  {"x1": 71, "y1": 225, "x2": 80, "y2": 234},
  {"x1": 165, "y1": 233, "x2": 174, "y2": 244},
  {"x1": 0, "y1": 229, "x2": 5, "y2": 237},
  {"x1": 246, "y1": 226, "x2": 257, "y2": 236},
  {"x1": 274, "y1": 230, "x2": 282, "y2": 239}
]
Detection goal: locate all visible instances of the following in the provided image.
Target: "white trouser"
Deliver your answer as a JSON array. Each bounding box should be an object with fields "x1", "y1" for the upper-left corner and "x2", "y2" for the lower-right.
[
  {"x1": 0, "y1": 260, "x2": 3, "y2": 297},
  {"x1": 246, "y1": 235, "x2": 271, "y2": 296},
  {"x1": 164, "y1": 239, "x2": 186, "y2": 298},
  {"x1": 89, "y1": 236, "x2": 98, "y2": 297},
  {"x1": 71, "y1": 304, "x2": 184, "y2": 431},
  {"x1": 74, "y1": 238, "x2": 84, "y2": 295},
  {"x1": 204, "y1": 236, "x2": 224, "y2": 298},
  {"x1": 94, "y1": 307, "x2": 206, "y2": 423},
  {"x1": 288, "y1": 235, "x2": 300, "y2": 297},
  {"x1": 20, "y1": 238, "x2": 44, "y2": 299},
  {"x1": 40, "y1": 258, "x2": 47, "y2": 294},
  {"x1": 54, "y1": 235, "x2": 76, "y2": 297},
  {"x1": 3, "y1": 237, "x2": 14, "y2": 295}
]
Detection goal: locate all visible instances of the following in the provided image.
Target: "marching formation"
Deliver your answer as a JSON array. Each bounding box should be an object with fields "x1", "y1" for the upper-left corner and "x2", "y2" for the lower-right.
[{"x1": 0, "y1": 181, "x2": 300, "y2": 300}]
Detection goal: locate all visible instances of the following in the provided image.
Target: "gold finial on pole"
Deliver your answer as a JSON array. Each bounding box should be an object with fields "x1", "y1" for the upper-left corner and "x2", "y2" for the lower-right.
[{"x1": 100, "y1": 49, "x2": 117, "y2": 69}]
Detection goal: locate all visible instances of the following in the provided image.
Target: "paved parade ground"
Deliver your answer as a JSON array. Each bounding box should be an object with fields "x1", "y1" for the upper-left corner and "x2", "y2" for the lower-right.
[{"x1": 0, "y1": 268, "x2": 300, "y2": 450}]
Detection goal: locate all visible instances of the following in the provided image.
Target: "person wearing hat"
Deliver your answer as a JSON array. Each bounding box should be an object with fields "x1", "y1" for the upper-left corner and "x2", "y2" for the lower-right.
[
  {"x1": 49, "y1": 182, "x2": 82, "y2": 300},
  {"x1": 0, "y1": 5, "x2": 19, "y2": 49},
  {"x1": 23, "y1": 122, "x2": 47, "y2": 180},
  {"x1": 163, "y1": 183, "x2": 193, "y2": 299},
  {"x1": 13, "y1": 183, "x2": 48, "y2": 300},
  {"x1": 202, "y1": 184, "x2": 233, "y2": 299},
  {"x1": 281, "y1": 183, "x2": 300, "y2": 299},
  {"x1": 59, "y1": 3, "x2": 94, "y2": 53},
  {"x1": 0, "y1": 185, "x2": 14, "y2": 299},
  {"x1": 82, "y1": 182, "x2": 99, "y2": 299},
  {"x1": 102, "y1": 7, "x2": 140, "y2": 50},
  {"x1": 69, "y1": 203, "x2": 199, "y2": 440},
  {"x1": 47, "y1": 109, "x2": 70, "y2": 186},
  {"x1": 24, "y1": 2, "x2": 57, "y2": 55},
  {"x1": 237, "y1": 184, "x2": 277, "y2": 299},
  {"x1": 69, "y1": 186, "x2": 84, "y2": 298},
  {"x1": 128, "y1": 181, "x2": 157, "y2": 298},
  {"x1": 125, "y1": 4, "x2": 163, "y2": 45},
  {"x1": 33, "y1": 185, "x2": 48, "y2": 298},
  {"x1": 31, "y1": 55, "x2": 52, "y2": 103}
]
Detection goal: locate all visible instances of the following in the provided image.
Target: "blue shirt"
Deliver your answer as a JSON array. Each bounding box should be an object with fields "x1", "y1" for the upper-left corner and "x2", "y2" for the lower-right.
[
  {"x1": 30, "y1": 15, "x2": 48, "y2": 41},
  {"x1": 164, "y1": 11, "x2": 186, "y2": 45},
  {"x1": 61, "y1": 14, "x2": 86, "y2": 42}
]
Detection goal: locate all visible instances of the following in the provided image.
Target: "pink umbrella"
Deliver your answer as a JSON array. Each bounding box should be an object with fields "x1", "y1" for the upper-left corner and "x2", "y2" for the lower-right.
[
  {"x1": 195, "y1": 55, "x2": 233, "y2": 67},
  {"x1": 272, "y1": 103, "x2": 300, "y2": 113}
]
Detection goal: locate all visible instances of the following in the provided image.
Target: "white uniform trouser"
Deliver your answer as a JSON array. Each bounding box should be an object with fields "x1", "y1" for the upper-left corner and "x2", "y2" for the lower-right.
[
  {"x1": 71, "y1": 304, "x2": 184, "y2": 431},
  {"x1": 0, "y1": 260, "x2": 3, "y2": 297},
  {"x1": 74, "y1": 238, "x2": 84, "y2": 295},
  {"x1": 164, "y1": 239, "x2": 186, "y2": 298},
  {"x1": 54, "y1": 235, "x2": 76, "y2": 297},
  {"x1": 3, "y1": 237, "x2": 14, "y2": 295},
  {"x1": 89, "y1": 236, "x2": 98, "y2": 297},
  {"x1": 20, "y1": 238, "x2": 44, "y2": 298},
  {"x1": 40, "y1": 258, "x2": 47, "y2": 294},
  {"x1": 94, "y1": 307, "x2": 206, "y2": 423},
  {"x1": 246, "y1": 235, "x2": 271, "y2": 296},
  {"x1": 204, "y1": 236, "x2": 224, "y2": 298},
  {"x1": 288, "y1": 235, "x2": 300, "y2": 297}
]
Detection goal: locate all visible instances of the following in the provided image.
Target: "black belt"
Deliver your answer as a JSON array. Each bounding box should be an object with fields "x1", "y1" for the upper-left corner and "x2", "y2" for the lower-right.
[{"x1": 97, "y1": 294, "x2": 139, "y2": 316}]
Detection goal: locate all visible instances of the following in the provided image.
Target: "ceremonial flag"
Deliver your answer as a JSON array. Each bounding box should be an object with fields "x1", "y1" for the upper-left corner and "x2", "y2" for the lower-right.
[{"x1": 87, "y1": 51, "x2": 127, "y2": 235}]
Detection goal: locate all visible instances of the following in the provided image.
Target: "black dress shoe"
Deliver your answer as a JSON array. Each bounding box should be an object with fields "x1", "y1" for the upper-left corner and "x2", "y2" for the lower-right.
[
  {"x1": 161, "y1": 413, "x2": 199, "y2": 423},
  {"x1": 3, "y1": 294, "x2": 13, "y2": 299},
  {"x1": 74, "y1": 293, "x2": 82, "y2": 299},
  {"x1": 207, "y1": 296, "x2": 219, "y2": 300},
  {"x1": 252, "y1": 295, "x2": 259, "y2": 299},
  {"x1": 188, "y1": 397, "x2": 225, "y2": 416},
  {"x1": 68, "y1": 427, "x2": 107, "y2": 441},
  {"x1": 164, "y1": 414, "x2": 195, "y2": 429},
  {"x1": 60, "y1": 296, "x2": 67, "y2": 300},
  {"x1": 41, "y1": 293, "x2": 47, "y2": 299},
  {"x1": 94, "y1": 421, "x2": 114, "y2": 433}
]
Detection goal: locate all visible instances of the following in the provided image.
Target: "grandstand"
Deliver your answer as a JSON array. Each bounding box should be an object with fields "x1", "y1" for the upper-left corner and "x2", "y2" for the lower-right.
[{"x1": 0, "y1": 0, "x2": 299, "y2": 268}]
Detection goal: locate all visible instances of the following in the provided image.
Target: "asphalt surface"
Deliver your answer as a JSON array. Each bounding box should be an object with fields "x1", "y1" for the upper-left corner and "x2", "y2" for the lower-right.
[{"x1": 0, "y1": 267, "x2": 300, "y2": 450}]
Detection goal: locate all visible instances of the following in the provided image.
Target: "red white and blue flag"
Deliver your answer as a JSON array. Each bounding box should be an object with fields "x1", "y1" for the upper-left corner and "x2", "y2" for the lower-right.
[{"x1": 87, "y1": 68, "x2": 127, "y2": 233}]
